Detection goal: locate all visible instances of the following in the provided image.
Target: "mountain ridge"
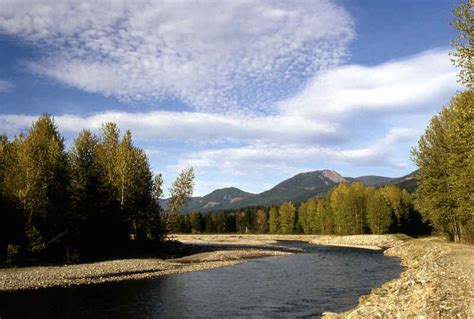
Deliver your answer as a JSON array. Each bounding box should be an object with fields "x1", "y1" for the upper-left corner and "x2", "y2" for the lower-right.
[{"x1": 163, "y1": 169, "x2": 418, "y2": 213}]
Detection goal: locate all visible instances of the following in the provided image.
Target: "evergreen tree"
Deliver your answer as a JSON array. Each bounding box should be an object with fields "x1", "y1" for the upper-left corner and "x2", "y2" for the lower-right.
[
  {"x1": 190, "y1": 211, "x2": 203, "y2": 233},
  {"x1": 256, "y1": 209, "x2": 268, "y2": 233},
  {"x1": 69, "y1": 130, "x2": 111, "y2": 255}
]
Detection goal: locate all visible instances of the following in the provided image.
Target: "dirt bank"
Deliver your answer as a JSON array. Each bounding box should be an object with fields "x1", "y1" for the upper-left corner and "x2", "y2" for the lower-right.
[{"x1": 323, "y1": 237, "x2": 474, "y2": 318}]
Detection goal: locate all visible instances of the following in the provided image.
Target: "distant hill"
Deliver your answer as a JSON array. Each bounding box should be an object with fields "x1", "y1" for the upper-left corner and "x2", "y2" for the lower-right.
[
  {"x1": 163, "y1": 169, "x2": 419, "y2": 213},
  {"x1": 186, "y1": 187, "x2": 256, "y2": 212},
  {"x1": 375, "y1": 170, "x2": 419, "y2": 192},
  {"x1": 236, "y1": 170, "x2": 347, "y2": 207},
  {"x1": 346, "y1": 175, "x2": 395, "y2": 186}
]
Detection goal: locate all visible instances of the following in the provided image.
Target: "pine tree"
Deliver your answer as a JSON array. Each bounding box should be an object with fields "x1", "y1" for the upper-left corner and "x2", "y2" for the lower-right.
[
  {"x1": 190, "y1": 211, "x2": 203, "y2": 233},
  {"x1": 69, "y1": 130, "x2": 109, "y2": 254}
]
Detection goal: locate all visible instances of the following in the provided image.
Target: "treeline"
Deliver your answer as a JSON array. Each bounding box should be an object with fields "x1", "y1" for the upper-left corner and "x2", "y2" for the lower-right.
[
  {"x1": 0, "y1": 115, "x2": 192, "y2": 266},
  {"x1": 411, "y1": 0, "x2": 473, "y2": 243},
  {"x1": 176, "y1": 183, "x2": 429, "y2": 236}
]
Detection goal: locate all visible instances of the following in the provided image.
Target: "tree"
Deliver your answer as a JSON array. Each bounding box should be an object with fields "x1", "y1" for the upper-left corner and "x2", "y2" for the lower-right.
[
  {"x1": 451, "y1": 0, "x2": 473, "y2": 88},
  {"x1": 314, "y1": 195, "x2": 334, "y2": 234},
  {"x1": 298, "y1": 202, "x2": 309, "y2": 234},
  {"x1": 148, "y1": 173, "x2": 165, "y2": 240},
  {"x1": 351, "y1": 182, "x2": 368, "y2": 234},
  {"x1": 279, "y1": 201, "x2": 296, "y2": 234},
  {"x1": 97, "y1": 123, "x2": 120, "y2": 195},
  {"x1": 255, "y1": 209, "x2": 268, "y2": 233},
  {"x1": 330, "y1": 183, "x2": 356, "y2": 234},
  {"x1": 307, "y1": 198, "x2": 321, "y2": 234},
  {"x1": 190, "y1": 211, "x2": 203, "y2": 233},
  {"x1": 166, "y1": 167, "x2": 195, "y2": 234},
  {"x1": 69, "y1": 130, "x2": 111, "y2": 254},
  {"x1": 412, "y1": 91, "x2": 474, "y2": 243},
  {"x1": 268, "y1": 207, "x2": 280, "y2": 234},
  {"x1": 0, "y1": 135, "x2": 23, "y2": 260},
  {"x1": 15, "y1": 115, "x2": 70, "y2": 255},
  {"x1": 366, "y1": 189, "x2": 393, "y2": 234}
]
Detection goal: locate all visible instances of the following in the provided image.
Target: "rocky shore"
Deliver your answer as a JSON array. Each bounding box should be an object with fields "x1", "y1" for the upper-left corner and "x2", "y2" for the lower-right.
[
  {"x1": 0, "y1": 249, "x2": 292, "y2": 291},
  {"x1": 323, "y1": 237, "x2": 474, "y2": 318},
  {"x1": 174, "y1": 233, "x2": 405, "y2": 250},
  {"x1": 2, "y1": 233, "x2": 472, "y2": 319}
]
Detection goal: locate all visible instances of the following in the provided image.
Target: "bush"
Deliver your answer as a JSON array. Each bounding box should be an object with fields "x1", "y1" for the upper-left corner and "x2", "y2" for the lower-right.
[{"x1": 6, "y1": 244, "x2": 19, "y2": 266}]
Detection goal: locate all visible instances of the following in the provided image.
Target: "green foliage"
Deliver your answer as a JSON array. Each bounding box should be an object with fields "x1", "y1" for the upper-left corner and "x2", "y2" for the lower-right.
[
  {"x1": 166, "y1": 167, "x2": 195, "y2": 234},
  {"x1": 25, "y1": 226, "x2": 45, "y2": 254},
  {"x1": 366, "y1": 189, "x2": 393, "y2": 234},
  {"x1": 279, "y1": 201, "x2": 296, "y2": 234},
  {"x1": 412, "y1": 91, "x2": 474, "y2": 243},
  {"x1": 173, "y1": 182, "x2": 424, "y2": 237},
  {"x1": 268, "y1": 207, "x2": 280, "y2": 234},
  {"x1": 6, "y1": 244, "x2": 19, "y2": 267},
  {"x1": 255, "y1": 209, "x2": 268, "y2": 233},
  {"x1": 450, "y1": 0, "x2": 473, "y2": 88},
  {"x1": 0, "y1": 116, "x2": 168, "y2": 265}
]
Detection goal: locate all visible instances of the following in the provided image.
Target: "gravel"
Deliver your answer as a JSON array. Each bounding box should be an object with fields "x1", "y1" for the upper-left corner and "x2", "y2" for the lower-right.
[
  {"x1": 0, "y1": 249, "x2": 291, "y2": 291},
  {"x1": 323, "y1": 237, "x2": 474, "y2": 318}
]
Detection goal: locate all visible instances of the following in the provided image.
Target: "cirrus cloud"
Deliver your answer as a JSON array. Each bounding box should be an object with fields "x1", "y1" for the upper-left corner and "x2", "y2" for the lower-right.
[
  {"x1": 0, "y1": 0, "x2": 354, "y2": 114},
  {"x1": 0, "y1": 79, "x2": 13, "y2": 92}
]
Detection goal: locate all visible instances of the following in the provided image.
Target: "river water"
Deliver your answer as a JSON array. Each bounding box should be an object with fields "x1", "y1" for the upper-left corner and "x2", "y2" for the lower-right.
[{"x1": 0, "y1": 241, "x2": 402, "y2": 318}]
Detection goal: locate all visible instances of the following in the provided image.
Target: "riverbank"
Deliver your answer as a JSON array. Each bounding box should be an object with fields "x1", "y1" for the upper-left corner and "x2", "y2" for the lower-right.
[
  {"x1": 0, "y1": 248, "x2": 292, "y2": 291},
  {"x1": 323, "y1": 237, "x2": 474, "y2": 318},
  {"x1": 0, "y1": 234, "x2": 401, "y2": 291},
  {"x1": 173, "y1": 233, "x2": 406, "y2": 250}
]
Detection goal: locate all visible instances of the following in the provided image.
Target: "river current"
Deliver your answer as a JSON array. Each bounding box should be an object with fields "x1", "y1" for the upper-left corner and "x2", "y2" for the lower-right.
[{"x1": 0, "y1": 241, "x2": 402, "y2": 318}]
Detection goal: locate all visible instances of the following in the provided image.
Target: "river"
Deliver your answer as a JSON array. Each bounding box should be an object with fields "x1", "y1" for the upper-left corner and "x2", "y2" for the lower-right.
[{"x1": 0, "y1": 241, "x2": 402, "y2": 318}]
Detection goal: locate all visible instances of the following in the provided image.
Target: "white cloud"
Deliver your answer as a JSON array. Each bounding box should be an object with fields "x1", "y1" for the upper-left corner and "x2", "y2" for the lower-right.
[
  {"x1": 0, "y1": 110, "x2": 341, "y2": 145},
  {"x1": 0, "y1": 49, "x2": 458, "y2": 183},
  {"x1": 280, "y1": 49, "x2": 459, "y2": 118},
  {"x1": 0, "y1": 0, "x2": 354, "y2": 114},
  {"x1": 0, "y1": 79, "x2": 13, "y2": 92},
  {"x1": 177, "y1": 127, "x2": 420, "y2": 174}
]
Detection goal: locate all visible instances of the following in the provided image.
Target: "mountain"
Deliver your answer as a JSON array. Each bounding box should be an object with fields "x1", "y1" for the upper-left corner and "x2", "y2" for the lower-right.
[
  {"x1": 346, "y1": 175, "x2": 395, "y2": 186},
  {"x1": 376, "y1": 170, "x2": 419, "y2": 192},
  {"x1": 185, "y1": 187, "x2": 256, "y2": 212},
  {"x1": 165, "y1": 169, "x2": 419, "y2": 213},
  {"x1": 236, "y1": 170, "x2": 347, "y2": 207},
  {"x1": 179, "y1": 170, "x2": 347, "y2": 212}
]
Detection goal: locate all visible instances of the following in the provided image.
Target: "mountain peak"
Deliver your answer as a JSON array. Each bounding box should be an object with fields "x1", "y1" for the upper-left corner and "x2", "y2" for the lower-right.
[
  {"x1": 177, "y1": 169, "x2": 418, "y2": 213},
  {"x1": 321, "y1": 170, "x2": 346, "y2": 183}
]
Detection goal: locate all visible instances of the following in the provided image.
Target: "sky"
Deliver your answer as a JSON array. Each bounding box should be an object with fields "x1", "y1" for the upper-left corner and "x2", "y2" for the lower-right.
[{"x1": 0, "y1": 0, "x2": 465, "y2": 196}]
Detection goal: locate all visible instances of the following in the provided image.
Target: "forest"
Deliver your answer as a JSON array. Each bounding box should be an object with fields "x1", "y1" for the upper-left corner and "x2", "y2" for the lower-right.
[
  {"x1": 0, "y1": 116, "x2": 194, "y2": 266},
  {"x1": 175, "y1": 182, "x2": 429, "y2": 236}
]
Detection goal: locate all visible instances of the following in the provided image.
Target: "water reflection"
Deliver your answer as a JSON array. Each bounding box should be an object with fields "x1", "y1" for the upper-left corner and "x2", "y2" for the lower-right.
[{"x1": 0, "y1": 243, "x2": 402, "y2": 318}]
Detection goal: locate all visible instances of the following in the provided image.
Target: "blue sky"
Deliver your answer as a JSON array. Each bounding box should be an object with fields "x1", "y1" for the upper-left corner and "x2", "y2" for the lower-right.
[{"x1": 0, "y1": 0, "x2": 464, "y2": 196}]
